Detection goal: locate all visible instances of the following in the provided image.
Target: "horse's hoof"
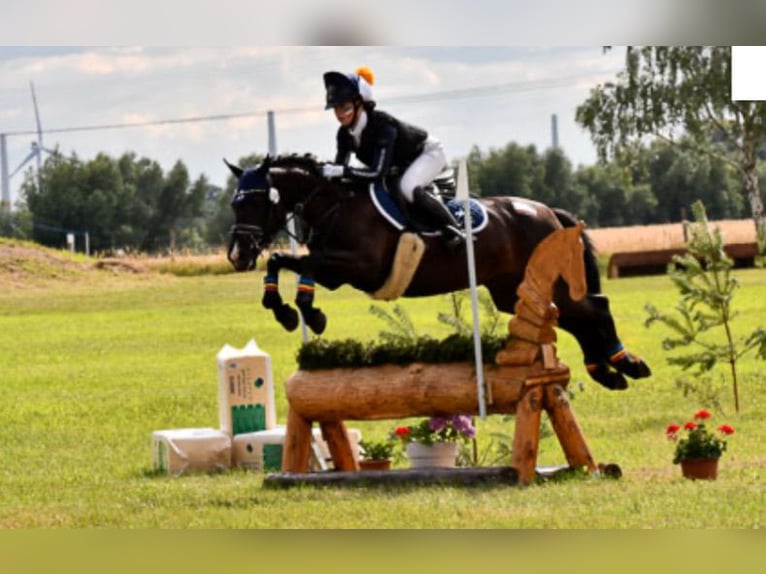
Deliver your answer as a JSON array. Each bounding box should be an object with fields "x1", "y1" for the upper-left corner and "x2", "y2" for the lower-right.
[
  {"x1": 611, "y1": 353, "x2": 651, "y2": 379},
  {"x1": 275, "y1": 304, "x2": 299, "y2": 332},
  {"x1": 262, "y1": 290, "x2": 282, "y2": 310},
  {"x1": 588, "y1": 364, "x2": 629, "y2": 391},
  {"x1": 304, "y1": 309, "x2": 327, "y2": 335}
]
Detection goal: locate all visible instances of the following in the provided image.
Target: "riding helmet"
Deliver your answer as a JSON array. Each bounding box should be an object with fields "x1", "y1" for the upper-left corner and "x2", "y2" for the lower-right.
[{"x1": 324, "y1": 67, "x2": 375, "y2": 109}]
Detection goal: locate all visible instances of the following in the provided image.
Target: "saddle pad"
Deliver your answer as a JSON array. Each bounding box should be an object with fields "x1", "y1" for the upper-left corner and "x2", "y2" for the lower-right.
[{"x1": 369, "y1": 183, "x2": 488, "y2": 234}]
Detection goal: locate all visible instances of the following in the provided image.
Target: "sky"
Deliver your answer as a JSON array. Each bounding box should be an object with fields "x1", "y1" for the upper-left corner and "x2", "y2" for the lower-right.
[{"x1": 0, "y1": 46, "x2": 628, "y2": 207}]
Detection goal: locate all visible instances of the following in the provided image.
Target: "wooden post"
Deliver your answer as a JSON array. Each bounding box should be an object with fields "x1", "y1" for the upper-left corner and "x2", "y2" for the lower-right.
[
  {"x1": 511, "y1": 385, "x2": 544, "y2": 485},
  {"x1": 319, "y1": 421, "x2": 359, "y2": 471},
  {"x1": 543, "y1": 384, "x2": 597, "y2": 472},
  {"x1": 282, "y1": 407, "x2": 313, "y2": 472}
]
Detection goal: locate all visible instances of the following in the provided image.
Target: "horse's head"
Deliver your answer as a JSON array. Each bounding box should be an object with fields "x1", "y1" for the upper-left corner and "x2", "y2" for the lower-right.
[{"x1": 224, "y1": 156, "x2": 284, "y2": 272}]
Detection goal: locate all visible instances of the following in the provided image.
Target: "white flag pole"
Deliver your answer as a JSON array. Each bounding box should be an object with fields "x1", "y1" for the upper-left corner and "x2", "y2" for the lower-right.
[{"x1": 456, "y1": 159, "x2": 487, "y2": 420}]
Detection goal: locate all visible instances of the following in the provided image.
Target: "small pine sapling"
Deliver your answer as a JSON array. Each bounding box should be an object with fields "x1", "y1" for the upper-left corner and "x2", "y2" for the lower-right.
[{"x1": 645, "y1": 200, "x2": 766, "y2": 413}]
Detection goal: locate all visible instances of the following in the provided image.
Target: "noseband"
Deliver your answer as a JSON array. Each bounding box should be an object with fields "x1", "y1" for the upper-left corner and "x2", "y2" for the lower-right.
[{"x1": 227, "y1": 186, "x2": 279, "y2": 264}]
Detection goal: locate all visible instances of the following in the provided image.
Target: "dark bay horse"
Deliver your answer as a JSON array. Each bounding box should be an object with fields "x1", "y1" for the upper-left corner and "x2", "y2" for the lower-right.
[{"x1": 225, "y1": 154, "x2": 650, "y2": 390}]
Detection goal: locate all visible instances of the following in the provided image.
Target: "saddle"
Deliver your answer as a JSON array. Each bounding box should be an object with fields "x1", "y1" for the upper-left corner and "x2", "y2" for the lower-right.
[{"x1": 365, "y1": 169, "x2": 486, "y2": 236}]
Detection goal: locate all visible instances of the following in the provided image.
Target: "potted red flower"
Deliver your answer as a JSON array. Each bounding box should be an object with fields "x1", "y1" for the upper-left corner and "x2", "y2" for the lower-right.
[{"x1": 665, "y1": 409, "x2": 735, "y2": 480}]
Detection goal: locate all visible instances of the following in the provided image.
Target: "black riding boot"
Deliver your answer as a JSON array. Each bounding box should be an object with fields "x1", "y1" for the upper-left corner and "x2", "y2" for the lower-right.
[{"x1": 411, "y1": 186, "x2": 466, "y2": 249}]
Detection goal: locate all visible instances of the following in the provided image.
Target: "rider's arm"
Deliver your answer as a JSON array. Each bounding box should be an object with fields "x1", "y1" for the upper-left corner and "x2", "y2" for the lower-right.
[
  {"x1": 334, "y1": 129, "x2": 353, "y2": 166},
  {"x1": 344, "y1": 123, "x2": 397, "y2": 180}
]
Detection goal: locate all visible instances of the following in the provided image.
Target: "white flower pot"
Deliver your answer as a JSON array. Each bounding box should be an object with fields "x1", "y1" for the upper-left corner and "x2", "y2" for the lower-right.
[{"x1": 406, "y1": 441, "x2": 458, "y2": 469}]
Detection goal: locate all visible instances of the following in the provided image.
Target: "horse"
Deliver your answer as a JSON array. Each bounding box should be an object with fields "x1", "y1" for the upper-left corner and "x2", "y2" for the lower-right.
[{"x1": 224, "y1": 153, "x2": 651, "y2": 390}]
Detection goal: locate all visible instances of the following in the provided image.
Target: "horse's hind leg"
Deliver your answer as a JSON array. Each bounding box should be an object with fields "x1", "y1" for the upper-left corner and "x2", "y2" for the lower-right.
[
  {"x1": 556, "y1": 314, "x2": 630, "y2": 390},
  {"x1": 558, "y1": 293, "x2": 650, "y2": 388},
  {"x1": 587, "y1": 294, "x2": 651, "y2": 379}
]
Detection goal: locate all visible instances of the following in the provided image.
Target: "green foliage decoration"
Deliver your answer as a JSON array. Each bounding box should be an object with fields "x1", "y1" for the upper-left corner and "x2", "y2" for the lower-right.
[
  {"x1": 367, "y1": 303, "x2": 417, "y2": 344},
  {"x1": 297, "y1": 333, "x2": 509, "y2": 371},
  {"x1": 358, "y1": 439, "x2": 396, "y2": 461}
]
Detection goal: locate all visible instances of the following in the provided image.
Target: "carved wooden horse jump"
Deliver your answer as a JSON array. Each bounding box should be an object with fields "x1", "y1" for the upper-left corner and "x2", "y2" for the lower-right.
[{"x1": 280, "y1": 224, "x2": 601, "y2": 485}]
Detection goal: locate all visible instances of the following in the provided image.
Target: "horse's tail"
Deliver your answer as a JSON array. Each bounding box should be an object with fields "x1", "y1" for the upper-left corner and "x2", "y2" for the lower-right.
[{"x1": 552, "y1": 208, "x2": 601, "y2": 294}]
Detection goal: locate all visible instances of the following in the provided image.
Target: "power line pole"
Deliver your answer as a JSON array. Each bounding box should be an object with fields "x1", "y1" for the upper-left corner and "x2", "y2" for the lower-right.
[
  {"x1": 267, "y1": 110, "x2": 277, "y2": 158},
  {"x1": 1, "y1": 134, "x2": 9, "y2": 210}
]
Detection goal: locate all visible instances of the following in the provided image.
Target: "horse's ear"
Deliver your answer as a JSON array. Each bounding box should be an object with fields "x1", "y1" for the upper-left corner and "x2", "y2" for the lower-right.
[
  {"x1": 262, "y1": 154, "x2": 272, "y2": 168},
  {"x1": 223, "y1": 158, "x2": 243, "y2": 179}
]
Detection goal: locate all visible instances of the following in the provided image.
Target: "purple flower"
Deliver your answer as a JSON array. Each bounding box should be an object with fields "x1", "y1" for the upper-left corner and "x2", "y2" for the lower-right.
[
  {"x1": 428, "y1": 416, "x2": 447, "y2": 432},
  {"x1": 451, "y1": 415, "x2": 476, "y2": 439}
]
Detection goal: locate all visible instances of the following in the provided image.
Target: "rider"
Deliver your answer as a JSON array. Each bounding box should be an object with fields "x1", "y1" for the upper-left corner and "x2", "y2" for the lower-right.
[{"x1": 321, "y1": 66, "x2": 465, "y2": 249}]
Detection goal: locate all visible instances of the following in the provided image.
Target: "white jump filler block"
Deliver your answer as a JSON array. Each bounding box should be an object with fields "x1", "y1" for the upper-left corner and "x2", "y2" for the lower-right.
[
  {"x1": 151, "y1": 428, "x2": 231, "y2": 476},
  {"x1": 232, "y1": 426, "x2": 362, "y2": 472},
  {"x1": 216, "y1": 339, "x2": 276, "y2": 435}
]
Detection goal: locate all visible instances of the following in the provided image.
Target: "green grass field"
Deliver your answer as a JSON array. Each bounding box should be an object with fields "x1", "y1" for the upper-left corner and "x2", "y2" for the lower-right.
[{"x1": 1, "y1": 263, "x2": 764, "y2": 528}]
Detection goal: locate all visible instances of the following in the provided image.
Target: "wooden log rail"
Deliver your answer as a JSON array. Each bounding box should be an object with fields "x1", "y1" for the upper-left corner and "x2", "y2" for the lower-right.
[
  {"x1": 282, "y1": 361, "x2": 596, "y2": 485},
  {"x1": 607, "y1": 241, "x2": 757, "y2": 278}
]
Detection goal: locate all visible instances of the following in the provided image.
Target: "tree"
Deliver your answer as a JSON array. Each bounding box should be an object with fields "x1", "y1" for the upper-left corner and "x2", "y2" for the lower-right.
[
  {"x1": 576, "y1": 46, "x2": 766, "y2": 257},
  {"x1": 22, "y1": 151, "x2": 129, "y2": 251},
  {"x1": 23, "y1": 151, "x2": 207, "y2": 253},
  {"x1": 540, "y1": 148, "x2": 594, "y2": 218},
  {"x1": 645, "y1": 201, "x2": 766, "y2": 414},
  {"x1": 117, "y1": 153, "x2": 165, "y2": 248},
  {"x1": 468, "y1": 142, "x2": 544, "y2": 198},
  {"x1": 642, "y1": 139, "x2": 745, "y2": 223},
  {"x1": 141, "y1": 160, "x2": 204, "y2": 253},
  {"x1": 573, "y1": 163, "x2": 633, "y2": 227}
]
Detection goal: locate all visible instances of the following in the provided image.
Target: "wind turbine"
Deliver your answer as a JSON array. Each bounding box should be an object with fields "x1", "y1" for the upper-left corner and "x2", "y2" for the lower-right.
[{"x1": 9, "y1": 82, "x2": 56, "y2": 189}]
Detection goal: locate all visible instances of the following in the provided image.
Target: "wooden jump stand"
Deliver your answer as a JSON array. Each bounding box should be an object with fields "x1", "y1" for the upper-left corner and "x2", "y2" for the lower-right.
[{"x1": 278, "y1": 224, "x2": 600, "y2": 486}]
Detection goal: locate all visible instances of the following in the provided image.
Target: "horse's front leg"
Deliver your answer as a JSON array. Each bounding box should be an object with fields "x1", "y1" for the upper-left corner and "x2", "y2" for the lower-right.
[
  {"x1": 293, "y1": 254, "x2": 327, "y2": 335},
  {"x1": 262, "y1": 252, "x2": 302, "y2": 332}
]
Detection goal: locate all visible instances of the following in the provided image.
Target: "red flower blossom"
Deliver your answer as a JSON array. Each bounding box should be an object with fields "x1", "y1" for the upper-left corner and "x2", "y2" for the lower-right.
[
  {"x1": 394, "y1": 426, "x2": 410, "y2": 437},
  {"x1": 717, "y1": 424, "x2": 735, "y2": 435},
  {"x1": 683, "y1": 421, "x2": 697, "y2": 430},
  {"x1": 665, "y1": 423, "x2": 681, "y2": 437},
  {"x1": 694, "y1": 409, "x2": 712, "y2": 420}
]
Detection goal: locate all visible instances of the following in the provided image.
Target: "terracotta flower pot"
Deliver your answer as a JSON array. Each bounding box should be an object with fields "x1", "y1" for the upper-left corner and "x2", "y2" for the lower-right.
[
  {"x1": 680, "y1": 458, "x2": 718, "y2": 480},
  {"x1": 358, "y1": 459, "x2": 391, "y2": 471}
]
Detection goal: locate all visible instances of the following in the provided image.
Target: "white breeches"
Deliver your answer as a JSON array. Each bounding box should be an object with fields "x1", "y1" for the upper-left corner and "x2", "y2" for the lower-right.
[{"x1": 399, "y1": 137, "x2": 448, "y2": 202}]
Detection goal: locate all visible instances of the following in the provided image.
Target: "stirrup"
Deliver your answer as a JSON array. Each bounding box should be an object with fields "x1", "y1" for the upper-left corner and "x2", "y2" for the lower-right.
[
  {"x1": 445, "y1": 225, "x2": 466, "y2": 239},
  {"x1": 442, "y1": 226, "x2": 466, "y2": 249}
]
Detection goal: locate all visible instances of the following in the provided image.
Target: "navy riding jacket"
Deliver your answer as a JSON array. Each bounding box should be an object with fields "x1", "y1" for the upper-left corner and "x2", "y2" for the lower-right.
[{"x1": 334, "y1": 109, "x2": 428, "y2": 181}]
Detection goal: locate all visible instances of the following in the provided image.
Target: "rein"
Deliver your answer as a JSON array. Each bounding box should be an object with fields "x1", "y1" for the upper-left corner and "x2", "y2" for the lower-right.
[{"x1": 281, "y1": 179, "x2": 341, "y2": 246}]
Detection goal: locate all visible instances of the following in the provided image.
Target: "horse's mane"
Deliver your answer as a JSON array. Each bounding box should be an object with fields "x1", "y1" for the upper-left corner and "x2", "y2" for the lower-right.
[
  {"x1": 270, "y1": 153, "x2": 323, "y2": 177},
  {"x1": 269, "y1": 153, "x2": 361, "y2": 199}
]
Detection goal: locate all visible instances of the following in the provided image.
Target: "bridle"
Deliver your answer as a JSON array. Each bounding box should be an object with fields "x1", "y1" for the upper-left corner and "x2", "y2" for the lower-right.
[
  {"x1": 227, "y1": 168, "x2": 334, "y2": 265},
  {"x1": 227, "y1": 186, "x2": 279, "y2": 267}
]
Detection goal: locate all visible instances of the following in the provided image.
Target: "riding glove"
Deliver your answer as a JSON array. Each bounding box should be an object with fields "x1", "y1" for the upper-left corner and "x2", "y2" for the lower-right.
[{"x1": 322, "y1": 164, "x2": 345, "y2": 179}]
